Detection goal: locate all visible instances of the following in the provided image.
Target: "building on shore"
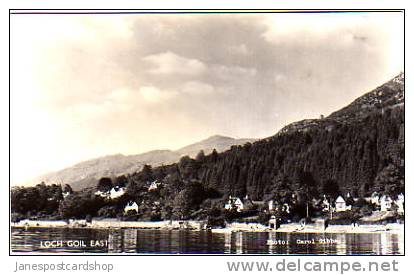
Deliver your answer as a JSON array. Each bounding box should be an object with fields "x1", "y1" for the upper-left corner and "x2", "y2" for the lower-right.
[
  {"x1": 95, "y1": 186, "x2": 126, "y2": 200},
  {"x1": 380, "y1": 195, "x2": 393, "y2": 212},
  {"x1": 396, "y1": 193, "x2": 404, "y2": 214},
  {"x1": 322, "y1": 195, "x2": 331, "y2": 212},
  {"x1": 225, "y1": 195, "x2": 265, "y2": 212},
  {"x1": 335, "y1": 196, "x2": 351, "y2": 212},
  {"x1": 148, "y1": 180, "x2": 162, "y2": 191},
  {"x1": 225, "y1": 196, "x2": 244, "y2": 212},
  {"x1": 268, "y1": 215, "x2": 279, "y2": 229},
  {"x1": 110, "y1": 187, "x2": 126, "y2": 199},
  {"x1": 124, "y1": 201, "x2": 139, "y2": 214}
]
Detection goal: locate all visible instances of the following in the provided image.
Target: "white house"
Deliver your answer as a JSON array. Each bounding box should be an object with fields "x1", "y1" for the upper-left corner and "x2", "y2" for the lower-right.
[
  {"x1": 148, "y1": 180, "x2": 162, "y2": 191},
  {"x1": 95, "y1": 187, "x2": 125, "y2": 199},
  {"x1": 268, "y1": 200, "x2": 290, "y2": 213},
  {"x1": 268, "y1": 215, "x2": 278, "y2": 229},
  {"x1": 225, "y1": 196, "x2": 244, "y2": 212},
  {"x1": 396, "y1": 193, "x2": 404, "y2": 214},
  {"x1": 380, "y1": 195, "x2": 393, "y2": 212},
  {"x1": 124, "y1": 201, "x2": 139, "y2": 214},
  {"x1": 335, "y1": 196, "x2": 351, "y2": 212},
  {"x1": 110, "y1": 187, "x2": 126, "y2": 199},
  {"x1": 322, "y1": 195, "x2": 331, "y2": 212}
]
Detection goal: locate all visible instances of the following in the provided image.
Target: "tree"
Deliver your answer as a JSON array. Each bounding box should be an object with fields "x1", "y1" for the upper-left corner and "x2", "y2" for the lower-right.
[
  {"x1": 196, "y1": 150, "x2": 206, "y2": 162},
  {"x1": 97, "y1": 177, "x2": 113, "y2": 193},
  {"x1": 97, "y1": 205, "x2": 118, "y2": 218},
  {"x1": 210, "y1": 149, "x2": 219, "y2": 162},
  {"x1": 114, "y1": 175, "x2": 128, "y2": 188},
  {"x1": 63, "y1": 184, "x2": 73, "y2": 194},
  {"x1": 375, "y1": 164, "x2": 404, "y2": 197},
  {"x1": 11, "y1": 184, "x2": 63, "y2": 216},
  {"x1": 59, "y1": 191, "x2": 106, "y2": 219},
  {"x1": 11, "y1": 186, "x2": 40, "y2": 214},
  {"x1": 140, "y1": 164, "x2": 154, "y2": 182},
  {"x1": 178, "y1": 156, "x2": 198, "y2": 179},
  {"x1": 206, "y1": 207, "x2": 225, "y2": 228},
  {"x1": 172, "y1": 190, "x2": 190, "y2": 219},
  {"x1": 322, "y1": 179, "x2": 340, "y2": 199}
]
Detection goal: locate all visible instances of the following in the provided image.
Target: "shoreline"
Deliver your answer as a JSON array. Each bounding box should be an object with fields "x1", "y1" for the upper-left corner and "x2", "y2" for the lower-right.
[{"x1": 11, "y1": 219, "x2": 404, "y2": 234}]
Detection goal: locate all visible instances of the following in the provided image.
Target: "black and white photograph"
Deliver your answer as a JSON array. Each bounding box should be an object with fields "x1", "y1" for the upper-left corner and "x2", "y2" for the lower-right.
[{"x1": 9, "y1": 9, "x2": 404, "y2": 255}]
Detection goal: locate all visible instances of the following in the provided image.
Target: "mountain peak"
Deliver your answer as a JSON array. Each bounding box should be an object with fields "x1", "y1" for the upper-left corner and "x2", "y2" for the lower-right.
[
  {"x1": 175, "y1": 135, "x2": 256, "y2": 157},
  {"x1": 204, "y1": 135, "x2": 234, "y2": 141}
]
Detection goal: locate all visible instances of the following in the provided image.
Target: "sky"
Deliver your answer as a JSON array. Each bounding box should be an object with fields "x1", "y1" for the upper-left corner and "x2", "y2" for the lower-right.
[{"x1": 10, "y1": 11, "x2": 404, "y2": 185}]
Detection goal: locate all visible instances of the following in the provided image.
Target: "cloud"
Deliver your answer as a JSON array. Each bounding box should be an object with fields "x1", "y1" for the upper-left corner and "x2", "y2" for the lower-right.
[
  {"x1": 211, "y1": 64, "x2": 257, "y2": 81},
  {"x1": 139, "y1": 86, "x2": 162, "y2": 102},
  {"x1": 10, "y1": 12, "x2": 404, "y2": 184},
  {"x1": 181, "y1": 81, "x2": 215, "y2": 95},
  {"x1": 229, "y1": 44, "x2": 250, "y2": 55},
  {"x1": 138, "y1": 86, "x2": 177, "y2": 103},
  {"x1": 143, "y1": 51, "x2": 207, "y2": 76}
]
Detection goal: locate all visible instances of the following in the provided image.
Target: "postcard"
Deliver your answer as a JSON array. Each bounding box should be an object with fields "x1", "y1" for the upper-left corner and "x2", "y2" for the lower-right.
[{"x1": 9, "y1": 9, "x2": 404, "y2": 256}]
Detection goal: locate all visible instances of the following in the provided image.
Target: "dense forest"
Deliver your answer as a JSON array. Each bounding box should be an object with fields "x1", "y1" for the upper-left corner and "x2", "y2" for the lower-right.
[{"x1": 11, "y1": 74, "x2": 405, "y2": 223}]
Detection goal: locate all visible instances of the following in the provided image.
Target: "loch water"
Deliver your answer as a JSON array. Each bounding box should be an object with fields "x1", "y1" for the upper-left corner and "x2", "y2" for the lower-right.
[{"x1": 10, "y1": 227, "x2": 404, "y2": 255}]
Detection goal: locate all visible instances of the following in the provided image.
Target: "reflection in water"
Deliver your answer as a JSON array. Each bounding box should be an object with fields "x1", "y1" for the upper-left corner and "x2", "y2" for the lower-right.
[
  {"x1": 381, "y1": 233, "x2": 388, "y2": 255},
  {"x1": 224, "y1": 232, "x2": 231, "y2": 254},
  {"x1": 235, "y1": 232, "x2": 243, "y2": 254},
  {"x1": 335, "y1": 234, "x2": 347, "y2": 255},
  {"x1": 124, "y1": 229, "x2": 138, "y2": 252},
  {"x1": 397, "y1": 233, "x2": 404, "y2": 255},
  {"x1": 286, "y1": 232, "x2": 291, "y2": 254},
  {"x1": 268, "y1": 232, "x2": 276, "y2": 254},
  {"x1": 372, "y1": 234, "x2": 381, "y2": 255},
  {"x1": 10, "y1": 227, "x2": 404, "y2": 255},
  {"x1": 108, "y1": 230, "x2": 122, "y2": 253}
]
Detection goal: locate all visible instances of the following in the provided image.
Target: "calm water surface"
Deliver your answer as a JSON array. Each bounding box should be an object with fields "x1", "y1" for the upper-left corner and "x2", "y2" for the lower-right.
[{"x1": 11, "y1": 227, "x2": 404, "y2": 255}]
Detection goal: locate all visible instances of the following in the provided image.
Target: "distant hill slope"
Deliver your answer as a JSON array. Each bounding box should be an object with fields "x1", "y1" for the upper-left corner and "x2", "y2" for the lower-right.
[
  {"x1": 27, "y1": 135, "x2": 256, "y2": 190},
  {"x1": 279, "y1": 72, "x2": 404, "y2": 135},
  {"x1": 328, "y1": 72, "x2": 404, "y2": 121},
  {"x1": 176, "y1": 135, "x2": 256, "y2": 157}
]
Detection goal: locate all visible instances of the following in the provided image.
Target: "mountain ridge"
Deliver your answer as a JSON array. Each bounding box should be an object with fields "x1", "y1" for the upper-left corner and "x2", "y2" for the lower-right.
[
  {"x1": 25, "y1": 135, "x2": 256, "y2": 190},
  {"x1": 278, "y1": 72, "x2": 404, "y2": 135}
]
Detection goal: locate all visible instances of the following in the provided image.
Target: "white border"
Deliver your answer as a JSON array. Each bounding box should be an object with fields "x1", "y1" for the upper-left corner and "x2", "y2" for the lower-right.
[{"x1": 1, "y1": 1, "x2": 411, "y2": 274}]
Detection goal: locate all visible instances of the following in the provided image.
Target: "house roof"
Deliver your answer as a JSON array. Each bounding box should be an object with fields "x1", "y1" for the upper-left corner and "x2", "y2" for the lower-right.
[
  {"x1": 227, "y1": 197, "x2": 243, "y2": 204},
  {"x1": 380, "y1": 195, "x2": 392, "y2": 201},
  {"x1": 336, "y1": 196, "x2": 345, "y2": 203}
]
